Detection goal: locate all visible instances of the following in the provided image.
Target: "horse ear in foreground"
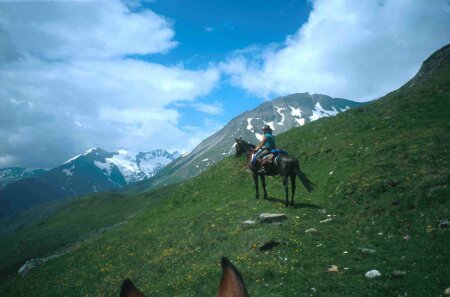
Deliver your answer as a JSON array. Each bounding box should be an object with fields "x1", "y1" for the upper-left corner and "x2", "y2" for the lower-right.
[
  {"x1": 218, "y1": 257, "x2": 249, "y2": 297},
  {"x1": 120, "y1": 279, "x2": 145, "y2": 297},
  {"x1": 119, "y1": 257, "x2": 248, "y2": 297}
]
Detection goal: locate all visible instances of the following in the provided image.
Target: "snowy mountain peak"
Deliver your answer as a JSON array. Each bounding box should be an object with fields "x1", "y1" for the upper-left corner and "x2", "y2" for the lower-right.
[{"x1": 0, "y1": 167, "x2": 46, "y2": 188}]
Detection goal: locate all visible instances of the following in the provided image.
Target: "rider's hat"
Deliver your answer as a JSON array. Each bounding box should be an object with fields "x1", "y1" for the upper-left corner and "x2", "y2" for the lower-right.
[{"x1": 262, "y1": 125, "x2": 272, "y2": 133}]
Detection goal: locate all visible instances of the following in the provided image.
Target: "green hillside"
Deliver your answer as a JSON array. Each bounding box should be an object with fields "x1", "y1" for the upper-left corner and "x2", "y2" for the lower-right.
[
  {"x1": 0, "y1": 45, "x2": 449, "y2": 296},
  {"x1": 0, "y1": 188, "x2": 170, "y2": 281}
]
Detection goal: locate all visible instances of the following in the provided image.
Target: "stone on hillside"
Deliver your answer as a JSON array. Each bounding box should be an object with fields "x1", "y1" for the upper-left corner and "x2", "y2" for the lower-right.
[
  {"x1": 327, "y1": 265, "x2": 339, "y2": 272},
  {"x1": 305, "y1": 228, "x2": 318, "y2": 233},
  {"x1": 445, "y1": 286, "x2": 450, "y2": 295},
  {"x1": 243, "y1": 220, "x2": 256, "y2": 225},
  {"x1": 359, "y1": 248, "x2": 376, "y2": 255},
  {"x1": 259, "y1": 213, "x2": 287, "y2": 224},
  {"x1": 18, "y1": 258, "x2": 46, "y2": 277},
  {"x1": 391, "y1": 270, "x2": 406, "y2": 279},
  {"x1": 439, "y1": 218, "x2": 449, "y2": 228},
  {"x1": 365, "y1": 270, "x2": 382, "y2": 279},
  {"x1": 319, "y1": 218, "x2": 332, "y2": 223}
]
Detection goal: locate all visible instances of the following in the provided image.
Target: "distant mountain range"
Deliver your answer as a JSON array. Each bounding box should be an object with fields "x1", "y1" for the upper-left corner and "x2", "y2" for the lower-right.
[
  {"x1": 0, "y1": 168, "x2": 47, "y2": 189},
  {"x1": 128, "y1": 93, "x2": 363, "y2": 192},
  {"x1": 0, "y1": 148, "x2": 180, "y2": 216}
]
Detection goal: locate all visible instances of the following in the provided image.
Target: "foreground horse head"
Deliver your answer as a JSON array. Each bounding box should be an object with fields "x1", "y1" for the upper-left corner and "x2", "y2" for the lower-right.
[
  {"x1": 120, "y1": 257, "x2": 248, "y2": 297},
  {"x1": 234, "y1": 138, "x2": 315, "y2": 206}
]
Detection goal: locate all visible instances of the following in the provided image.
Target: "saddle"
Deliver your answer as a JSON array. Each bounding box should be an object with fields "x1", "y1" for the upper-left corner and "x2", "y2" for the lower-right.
[{"x1": 259, "y1": 149, "x2": 288, "y2": 174}]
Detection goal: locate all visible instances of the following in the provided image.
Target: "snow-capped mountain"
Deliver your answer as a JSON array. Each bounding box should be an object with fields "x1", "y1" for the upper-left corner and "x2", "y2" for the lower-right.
[
  {"x1": 62, "y1": 147, "x2": 181, "y2": 186},
  {"x1": 0, "y1": 148, "x2": 180, "y2": 216},
  {"x1": 0, "y1": 167, "x2": 46, "y2": 189},
  {"x1": 133, "y1": 93, "x2": 362, "y2": 191}
]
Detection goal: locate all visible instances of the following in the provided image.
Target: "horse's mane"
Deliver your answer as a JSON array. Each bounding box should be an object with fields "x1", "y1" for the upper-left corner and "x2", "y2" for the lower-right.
[{"x1": 240, "y1": 139, "x2": 256, "y2": 149}]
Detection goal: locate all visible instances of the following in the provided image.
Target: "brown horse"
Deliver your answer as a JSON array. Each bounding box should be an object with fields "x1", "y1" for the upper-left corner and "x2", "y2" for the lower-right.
[
  {"x1": 120, "y1": 257, "x2": 248, "y2": 297},
  {"x1": 235, "y1": 137, "x2": 314, "y2": 207}
]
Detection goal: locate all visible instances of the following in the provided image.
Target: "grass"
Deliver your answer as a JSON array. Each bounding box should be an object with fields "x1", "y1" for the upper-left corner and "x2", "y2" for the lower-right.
[
  {"x1": 0, "y1": 46, "x2": 449, "y2": 296},
  {"x1": 0, "y1": 187, "x2": 172, "y2": 281}
]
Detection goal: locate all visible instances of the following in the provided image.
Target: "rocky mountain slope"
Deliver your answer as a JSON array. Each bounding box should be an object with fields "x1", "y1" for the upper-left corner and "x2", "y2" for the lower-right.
[{"x1": 131, "y1": 93, "x2": 362, "y2": 191}]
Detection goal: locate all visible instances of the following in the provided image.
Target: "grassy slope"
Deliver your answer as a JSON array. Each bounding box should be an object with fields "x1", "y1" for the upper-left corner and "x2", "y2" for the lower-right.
[
  {"x1": 0, "y1": 187, "x2": 172, "y2": 281},
  {"x1": 0, "y1": 47, "x2": 449, "y2": 296}
]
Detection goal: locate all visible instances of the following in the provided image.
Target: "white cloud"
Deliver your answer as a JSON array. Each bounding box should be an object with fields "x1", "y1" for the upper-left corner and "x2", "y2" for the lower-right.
[
  {"x1": 0, "y1": 0, "x2": 221, "y2": 168},
  {"x1": 222, "y1": 0, "x2": 450, "y2": 101},
  {"x1": 0, "y1": 0, "x2": 176, "y2": 59},
  {"x1": 192, "y1": 102, "x2": 223, "y2": 115}
]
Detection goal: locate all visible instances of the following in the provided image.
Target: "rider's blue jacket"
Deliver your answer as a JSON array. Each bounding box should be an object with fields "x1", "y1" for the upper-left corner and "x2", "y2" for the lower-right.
[{"x1": 263, "y1": 133, "x2": 276, "y2": 150}]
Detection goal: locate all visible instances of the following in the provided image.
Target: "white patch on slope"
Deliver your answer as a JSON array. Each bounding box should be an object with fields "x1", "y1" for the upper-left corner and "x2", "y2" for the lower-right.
[
  {"x1": 255, "y1": 133, "x2": 263, "y2": 141},
  {"x1": 62, "y1": 147, "x2": 99, "y2": 165},
  {"x1": 246, "y1": 118, "x2": 254, "y2": 132},
  {"x1": 274, "y1": 105, "x2": 286, "y2": 125},
  {"x1": 62, "y1": 166, "x2": 74, "y2": 177},
  {"x1": 139, "y1": 153, "x2": 171, "y2": 176},
  {"x1": 289, "y1": 106, "x2": 302, "y2": 118},
  {"x1": 108, "y1": 149, "x2": 141, "y2": 183},
  {"x1": 309, "y1": 102, "x2": 339, "y2": 121},
  {"x1": 94, "y1": 160, "x2": 113, "y2": 176},
  {"x1": 295, "y1": 118, "x2": 306, "y2": 126}
]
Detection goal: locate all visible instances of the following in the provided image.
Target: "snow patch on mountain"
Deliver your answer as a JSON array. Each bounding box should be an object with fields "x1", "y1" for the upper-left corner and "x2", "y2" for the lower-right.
[
  {"x1": 62, "y1": 147, "x2": 101, "y2": 165},
  {"x1": 310, "y1": 102, "x2": 339, "y2": 121},
  {"x1": 90, "y1": 149, "x2": 179, "y2": 184},
  {"x1": 289, "y1": 106, "x2": 302, "y2": 118},
  {"x1": 62, "y1": 166, "x2": 74, "y2": 177},
  {"x1": 295, "y1": 118, "x2": 306, "y2": 126},
  {"x1": 274, "y1": 106, "x2": 286, "y2": 125},
  {"x1": 93, "y1": 160, "x2": 113, "y2": 176},
  {"x1": 246, "y1": 118, "x2": 254, "y2": 132}
]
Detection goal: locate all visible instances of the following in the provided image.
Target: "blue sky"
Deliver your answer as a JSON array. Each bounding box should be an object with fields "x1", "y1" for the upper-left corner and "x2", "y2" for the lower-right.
[
  {"x1": 131, "y1": 0, "x2": 312, "y2": 127},
  {"x1": 0, "y1": 0, "x2": 449, "y2": 168}
]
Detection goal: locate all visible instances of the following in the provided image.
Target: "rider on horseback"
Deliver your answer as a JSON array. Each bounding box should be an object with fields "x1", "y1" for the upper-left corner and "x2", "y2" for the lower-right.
[{"x1": 252, "y1": 125, "x2": 276, "y2": 173}]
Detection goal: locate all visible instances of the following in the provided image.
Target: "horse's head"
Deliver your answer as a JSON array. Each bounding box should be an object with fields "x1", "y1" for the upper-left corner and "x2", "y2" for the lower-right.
[
  {"x1": 234, "y1": 137, "x2": 244, "y2": 157},
  {"x1": 120, "y1": 257, "x2": 248, "y2": 297},
  {"x1": 235, "y1": 138, "x2": 256, "y2": 158}
]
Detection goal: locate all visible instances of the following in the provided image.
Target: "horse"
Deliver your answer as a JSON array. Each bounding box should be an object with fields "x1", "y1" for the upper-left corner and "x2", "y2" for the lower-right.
[
  {"x1": 120, "y1": 257, "x2": 248, "y2": 297},
  {"x1": 234, "y1": 137, "x2": 314, "y2": 207}
]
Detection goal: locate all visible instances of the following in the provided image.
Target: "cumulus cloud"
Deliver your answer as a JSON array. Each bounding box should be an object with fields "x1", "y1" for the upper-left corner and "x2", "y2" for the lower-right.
[
  {"x1": 192, "y1": 102, "x2": 223, "y2": 115},
  {"x1": 222, "y1": 0, "x2": 450, "y2": 101},
  {"x1": 0, "y1": 0, "x2": 176, "y2": 59},
  {"x1": 0, "y1": 0, "x2": 220, "y2": 168}
]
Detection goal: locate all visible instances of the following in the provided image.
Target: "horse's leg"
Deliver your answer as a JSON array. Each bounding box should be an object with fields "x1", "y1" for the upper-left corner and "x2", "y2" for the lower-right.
[
  {"x1": 290, "y1": 173, "x2": 296, "y2": 206},
  {"x1": 260, "y1": 174, "x2": 268, "y2": 199},
  {"x1": 283, "y1": 174, "x2": 289, "y2": 207},
  {"x1": 253, "y1": 171, "x2": 259, "y2": 200}
]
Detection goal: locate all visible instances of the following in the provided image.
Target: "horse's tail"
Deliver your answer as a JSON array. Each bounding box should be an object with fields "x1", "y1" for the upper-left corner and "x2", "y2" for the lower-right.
[{"x1": 295, "y1": 160, "x2": 315, "y2": 192}]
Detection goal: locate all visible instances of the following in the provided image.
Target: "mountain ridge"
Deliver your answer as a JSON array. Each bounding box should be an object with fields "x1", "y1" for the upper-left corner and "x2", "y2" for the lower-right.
[
  {"x1": 127, "y1": 93, "x2": 362, "y2": 192},
  {"x1": 0, "y1": 148, "x2": 180, "y2": 216}
]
